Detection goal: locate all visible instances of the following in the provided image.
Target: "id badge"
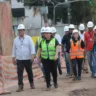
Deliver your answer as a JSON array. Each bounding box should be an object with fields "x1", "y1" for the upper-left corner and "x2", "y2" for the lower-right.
[{"x1": 90, "y1": 38, "x2": 92, "y2": 41}]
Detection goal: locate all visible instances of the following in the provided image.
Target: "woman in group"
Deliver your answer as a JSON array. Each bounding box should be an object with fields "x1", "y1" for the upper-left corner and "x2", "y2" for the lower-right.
[
  {"x1": 37, "y1": 27, "x2": 59, "y2": 90},
  {"x1": 69, "y1": 29, "x2": 85, "y2": 81}
]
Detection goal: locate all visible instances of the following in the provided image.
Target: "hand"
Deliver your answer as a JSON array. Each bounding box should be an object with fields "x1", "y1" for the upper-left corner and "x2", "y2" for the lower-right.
[
  {"x1": 31, "y1": 54, "x2": 36, "y2": 62},
  {"x1": 37, "y1": 58, "x2": 41, "y2": 63},
  {"x1": 12, "y1": 58, "x2": 16, "y2": 65},
  {"x1": 31, "y1": 57, "x2": 35, "y2": 62},
  {"x1": 54, "y1": 55, "x2": 58, "y2": 61}
]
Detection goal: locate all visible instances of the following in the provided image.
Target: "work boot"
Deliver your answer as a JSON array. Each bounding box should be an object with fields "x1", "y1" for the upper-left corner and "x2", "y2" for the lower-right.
[
  {"x1": 30, "y1": 83, "x2": 35, "y2": 89},
  {"x1": 16, "y1": 85, "x2": 23, "y2": 92},
  {"x1": 54, "y1": 83, "x2": 58, "y2": 88}
]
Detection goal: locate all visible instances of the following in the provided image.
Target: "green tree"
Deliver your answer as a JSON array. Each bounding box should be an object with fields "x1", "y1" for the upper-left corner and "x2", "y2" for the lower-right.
[
  {"x1": 71, "y1": 1, "x2": 91, "y2": 24},
  {"x1": 89, "y1": 0, "x2": 96, "y2": 23},
  {"x1": 17, "y1": 0, "x2": 93, "y2": 24}
]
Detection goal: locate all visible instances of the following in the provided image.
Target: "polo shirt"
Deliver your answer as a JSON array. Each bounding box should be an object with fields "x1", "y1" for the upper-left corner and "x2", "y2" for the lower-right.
[
  {"x1": 84, "y1": 31, "x2": 94, "y2": 51},
  {"x1": 62, "y1": 33, "x2": 72, "y2": 53}
]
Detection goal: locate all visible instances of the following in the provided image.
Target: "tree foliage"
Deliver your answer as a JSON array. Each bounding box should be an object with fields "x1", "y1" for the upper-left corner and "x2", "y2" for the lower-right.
[
  {"x1": 90, "y1": 0, "x2": 96, "y2": 23},
  {"x1": 17, "y1": 0, "x2": 93, "y2": 24}
]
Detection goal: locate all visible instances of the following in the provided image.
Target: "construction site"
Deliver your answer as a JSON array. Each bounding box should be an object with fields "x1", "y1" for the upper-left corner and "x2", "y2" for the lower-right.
[{"x1": 0, "y1": 0, "x2": 96, "y2": 96}]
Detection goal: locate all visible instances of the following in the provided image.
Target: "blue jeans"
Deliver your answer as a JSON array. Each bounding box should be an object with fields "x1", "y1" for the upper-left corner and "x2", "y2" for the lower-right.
[
  {"x1": 64, "y1": 53, "x2": 70, "y2": 74},
  {"x1": 58, "y1": 52, "x2": 62, "y2": 74},
  {"x1": 92, "y1": 53, "x2": 96, "y2": 76},
  {"x1": 87, "y1": 52, "x2": 93, "y2": 74},
  {"x1": 39, "y1": 63, "x2": 45, "y2": 77}
]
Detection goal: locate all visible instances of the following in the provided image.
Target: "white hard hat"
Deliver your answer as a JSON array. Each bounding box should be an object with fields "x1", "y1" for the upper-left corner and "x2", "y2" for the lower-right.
[
  {"x1": 41, "y1": 27, "x2": 46, "y2": 33},
  {"x1": 51, "y1": 27, "x2": 57, "y2": 33},
  {"x1": 87, "y1": 21, "x2": 94, "y2": 28},
  {"x1": 17, "y1": 24, "x2": 25, "y2": 30},
  {"x1": 45, "y1": 27, "x2": 52, "y2": 33},
  {"x1": 73, "y1": 29, "x2": 79, "y2": 34},
  {"x1": 94, "y1": 26, "x2": 96, "y2": 30},
  {"x1": 64, "y1": 26, "x2": 69, "y2": 32},
  {"x1": 79, "y1": 24, "x2": 85, "y2": 31},
  {"x1": 69, "y1": 24, "x2": 75, "y2": 29}
]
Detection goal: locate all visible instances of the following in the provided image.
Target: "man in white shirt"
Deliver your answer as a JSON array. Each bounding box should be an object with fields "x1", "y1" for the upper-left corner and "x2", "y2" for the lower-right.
[
  {"x1": 79, "y1": 24, "x2": 85, "y2": 41},
  {"x1": 79, "y1": 24, "x2": 88, "y2": 73},
  {"x1": 12, "y1": 24, "x2": 35, "y2": 92},
  {"x1": 51, "y1": 27, "x2": 62, "y2": 75}
]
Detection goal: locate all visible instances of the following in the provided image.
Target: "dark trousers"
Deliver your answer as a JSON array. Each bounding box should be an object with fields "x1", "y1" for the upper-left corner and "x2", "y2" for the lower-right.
[
  {"x1": 17, "y1": 60, "x2": 33, "y2": 86},
  {"x1": 71, "y1": 58, "x2": 83, "y2": 77},
  {"x1": 42, "y1": 59, "x2": 57, "y2": 87},
  {"x1": 57, "y1": 52, "x2": 62, "y2": 74}
]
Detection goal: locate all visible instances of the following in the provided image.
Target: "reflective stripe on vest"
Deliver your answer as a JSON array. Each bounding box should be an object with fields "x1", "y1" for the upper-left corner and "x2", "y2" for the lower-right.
[
  {"x1": 70, "y1": 39, "x2": 84, "y2": 59},
  {"x1": 41, "y1": 38, "x2": 56, "y2": 60}
]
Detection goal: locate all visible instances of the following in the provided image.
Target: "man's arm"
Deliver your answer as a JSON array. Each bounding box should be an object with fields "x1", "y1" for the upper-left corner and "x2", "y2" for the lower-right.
[
  {"x1": 84, "y1": 33, "x2": 87, "y2": 58},
  {"x1": 58, "y1": 34, "x2": 62, "y2": 45},
  {"x1": 12, "y1": 40, "x2": 16, "y2": 65},
  {"x1": 61, "y1": 36, "x2": 66, "y2": 53},
  {"x1": 29, "y1": 37, "x2": 36, "y2": 61},
  {"x1": 54, "y1": 45, "x2": 59, "y2": 61},
  {"x1": 36, "y1": 48, "x2": 41, "y2": 63}
]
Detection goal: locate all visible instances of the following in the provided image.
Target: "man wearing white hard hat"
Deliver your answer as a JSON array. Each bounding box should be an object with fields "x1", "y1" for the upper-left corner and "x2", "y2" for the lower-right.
[
  {"x1": 79, "y1": 24, "x2": 85, "y2": 41},
  {"x1": 62, "y1": 26, "x2": 70, "y2": 75},
  {"x1": 37, "y1": 27, "x2": 59, "y2": 90},
  {"x1": 51, "y1": 27, "x2": 62, "y2": 46},
  {"x1": 36, "y1": 27, "x2": 46, "y2": 53},
  {"x1": 62, "y1": 24, "x2": 75, "y2": 76},
  {"x1": 69, "y1": 24, "x2": 75, "y2": 34},
  {"x1": 84, "y1": 21, "x2": 95, "y2": 77},
  {"x1": 79, "y1": 24, "x2": 89, "y2": 73},
  {"x1": 69, "y1": 29, "x2": 85, "y2": 80},
  {"x1": 51, "y1": 27, "x2": 62, "y2": 75},
  {"x1": 64, "y1": 26, "x2": 69, "y2": 35},
  {"x1": 12, "y1": 24, "x2": 35, "y2": 92},
  {"x1": 35, "y1": 27, "x2": 46, "y2": 79}
]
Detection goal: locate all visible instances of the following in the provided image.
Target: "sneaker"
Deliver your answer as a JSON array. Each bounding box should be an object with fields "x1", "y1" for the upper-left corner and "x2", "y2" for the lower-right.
[
  {"x1": 46, "y1": 85, "x2": 51, "y2": 91},
  {"x1": 54, "y1": 83, "x2": 58, "y2": 88},
  {"x1": 66, "y1": 74, "x2": 70, "y2": 76},
  {"x1": 77, "y1": 76, "x2": 81, "y2": 80},
  {"x1": 91, "y1": 74, "x2": 96, "y2": 78},
  {"x1": 30, "y1": 83, "x2": 35, "y2": 89},
  {"x1": 16, "y1": 85, "x2": 24, "y2": 92},
  {"x1": 46, "y1": 87, "x2": 51, "y2": 91}
]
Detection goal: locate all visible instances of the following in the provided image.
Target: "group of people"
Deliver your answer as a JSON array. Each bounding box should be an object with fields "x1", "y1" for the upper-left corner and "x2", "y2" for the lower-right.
[
  {"x1": 12, "y1": 21, "x2": 96, "y2": 92},
  {"x1": 62, "y1": 21, "x2": 96, "y2": 81}
]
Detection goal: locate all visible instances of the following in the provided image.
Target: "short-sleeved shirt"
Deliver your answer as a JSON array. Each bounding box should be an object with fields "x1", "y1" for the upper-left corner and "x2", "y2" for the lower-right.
[
  {"x1": 79, "y1": 32, "x2": 85, "y2": 41},
  {"x1": 54, "y1": 34, "x2": 61, "y2": 45},
  {"x1": 84, "y1": 31, "x2": 94, "y2": 51},
  {"x1": 62, "y1": 33, "x2": 72, "y2": 53}
]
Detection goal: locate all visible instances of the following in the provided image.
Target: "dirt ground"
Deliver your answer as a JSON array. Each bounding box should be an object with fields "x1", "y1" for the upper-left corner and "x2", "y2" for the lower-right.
[
  {"x1": 4, "y1": 72, "x2": 96, "y2": 96},
  {"x1": 70, "y1": 88, "x2": 96, "y2": 96}
]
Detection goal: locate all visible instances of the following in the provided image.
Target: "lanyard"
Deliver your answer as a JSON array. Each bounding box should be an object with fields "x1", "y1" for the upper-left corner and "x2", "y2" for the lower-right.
[
  {"x1": 88, "y1": 32, "x2": 94, "y2": 38},
  {"x1": 19, "y1": 37, "x2": 24, "y2": 45}
]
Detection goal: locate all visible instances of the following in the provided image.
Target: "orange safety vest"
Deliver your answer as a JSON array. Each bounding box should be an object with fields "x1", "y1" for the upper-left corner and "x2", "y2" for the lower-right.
[{"x1": 70, "y1": 39, "x2": 84, "y2": 60}]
